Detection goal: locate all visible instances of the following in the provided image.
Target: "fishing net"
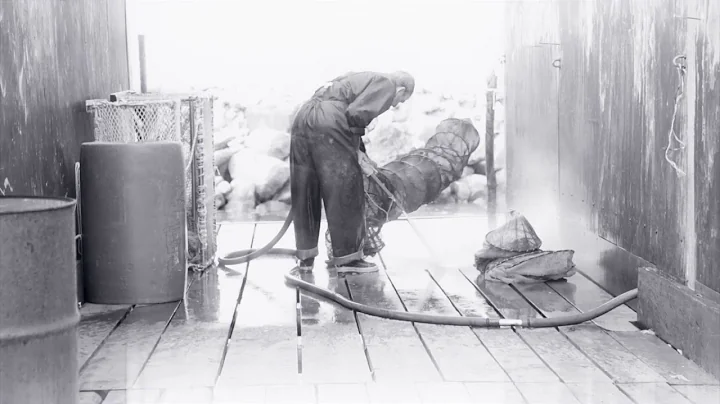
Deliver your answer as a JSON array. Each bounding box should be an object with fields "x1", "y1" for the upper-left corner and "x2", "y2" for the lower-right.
[
  {"x1": 326, "y1": 118, "x2": 481, "y2": 260},
  {"x1": 474, "y1": 211, "x2": 576, "y2": 284}
]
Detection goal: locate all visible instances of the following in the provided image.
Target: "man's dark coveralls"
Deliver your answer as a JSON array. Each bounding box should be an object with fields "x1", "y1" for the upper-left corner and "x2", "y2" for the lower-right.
[{"x1": 290, "y1": 72, "x2": 398, "y2": 266}]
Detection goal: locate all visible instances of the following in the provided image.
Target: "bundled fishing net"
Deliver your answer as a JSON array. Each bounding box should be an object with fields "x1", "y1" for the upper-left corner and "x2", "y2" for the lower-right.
[
  {"x1": 326, "y1": 118, "x2": 481, "y2": 260},
  {"x1": 474, "y1": 211, "x2": 577, "y2": 284}
]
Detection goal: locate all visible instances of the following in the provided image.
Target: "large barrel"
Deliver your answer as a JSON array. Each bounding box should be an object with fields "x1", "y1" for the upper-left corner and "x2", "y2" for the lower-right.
[
  {"x1": 0, "y1": 196, "x2": 79, "y2": 404},
  {"x1": 80, "y1": 141, "x2": 187, "y2": 304}
]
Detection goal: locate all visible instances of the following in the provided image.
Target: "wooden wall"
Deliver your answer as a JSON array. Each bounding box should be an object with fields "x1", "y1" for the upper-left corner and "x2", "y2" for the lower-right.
[
  {"x1": 505, "y1": 0, "x2": 720, "y2": 297},
  {"x1": 0, "y1": 0, "x2": 129, "y2": 198}
]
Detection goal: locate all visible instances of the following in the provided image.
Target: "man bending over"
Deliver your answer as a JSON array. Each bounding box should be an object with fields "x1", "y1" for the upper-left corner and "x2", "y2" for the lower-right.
[{"x1": 289, "y1": 71, "x2": 415, "y2": 273}]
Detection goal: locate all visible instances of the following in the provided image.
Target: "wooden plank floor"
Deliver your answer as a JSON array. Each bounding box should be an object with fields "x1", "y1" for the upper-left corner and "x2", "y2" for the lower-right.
[{"x1": 76, "y1": 217, "x2": 719, "y2": 404}]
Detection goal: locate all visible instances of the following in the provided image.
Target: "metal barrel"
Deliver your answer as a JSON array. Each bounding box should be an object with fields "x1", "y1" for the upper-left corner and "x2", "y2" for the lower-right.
[
  {"x1": 80, "y1": 141, "x2": 187, "y2": 304},
  {"x1": 0, "y1": 196, "x2": 79, "y2": 404}
]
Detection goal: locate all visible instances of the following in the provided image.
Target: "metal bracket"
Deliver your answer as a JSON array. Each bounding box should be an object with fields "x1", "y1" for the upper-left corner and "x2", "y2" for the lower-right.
[{"x1": 552, "y1": 58, "x2": 562, "y2": 69}]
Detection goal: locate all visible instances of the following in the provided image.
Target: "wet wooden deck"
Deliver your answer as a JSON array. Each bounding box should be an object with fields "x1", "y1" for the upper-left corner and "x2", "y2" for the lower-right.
[{"x1": 78, "y1": 217, "x2": 719, "y2": 404}]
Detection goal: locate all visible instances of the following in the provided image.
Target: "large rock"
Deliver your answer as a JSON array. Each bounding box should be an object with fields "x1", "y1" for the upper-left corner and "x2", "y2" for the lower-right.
[
  {"x1": 214, "y1": 126, "x2": 249, "y2": 150},
  {"x1": 228, "y1": 150, "x2": 290, "y2": 202},
  {"x1": 431, "y1": 185, "x2": 456, "y2": 204},
  {"x1": 244, "y1": 126, "x2": 291, "y2": 160},
  {"x1": 245, "y1": 100, "x2": 296, "y2": 132},
  {"x1": 214, "y1": 146, "x2": 242, "y2": 171},
  {"x1": 212, "y1": 97, "x2": 246, "y2": 132},
  {"x1": 468, "y1": 143, "x2": 486, "y2": 166},
  {"x1": 224, "y1": 179, "x2": 255, "y2": 213},
  {"x1": 214, "y1": 193, "x2": 227, "y2": 210},
  {"x1": 275, "y1": 182, "x2": 291, "y2": 204},
  {"x1": 451, "y1": 174, "x2": 487, "y2": 203},
  {"x1": 365, "y1": 121, "x2": 416, "y2": 167},
  {"x1": 256, "y1": 163, "x2": 290, "y2": 202},
  {"x1": 216, "y1": 179, "x2": 232, "y2": 196}
]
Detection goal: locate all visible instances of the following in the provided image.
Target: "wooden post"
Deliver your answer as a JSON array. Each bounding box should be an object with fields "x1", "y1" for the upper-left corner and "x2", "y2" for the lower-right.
[
  {"x1": 486, "y1": 71, "x2": 497, "y2": 227},
  {"x1": 138, "y1": 35, "x2": 147, "y2": 93}
]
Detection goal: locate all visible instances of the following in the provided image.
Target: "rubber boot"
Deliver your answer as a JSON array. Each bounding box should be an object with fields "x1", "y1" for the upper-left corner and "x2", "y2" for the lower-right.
[{"x1": 333, "y1": 259, "x2": 378, "y2": 274}]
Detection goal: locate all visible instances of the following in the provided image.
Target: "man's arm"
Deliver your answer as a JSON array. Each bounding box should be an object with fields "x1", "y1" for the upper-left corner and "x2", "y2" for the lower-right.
[{"x1": 345, "y1": 75, "x2": 396, "y2": 134}]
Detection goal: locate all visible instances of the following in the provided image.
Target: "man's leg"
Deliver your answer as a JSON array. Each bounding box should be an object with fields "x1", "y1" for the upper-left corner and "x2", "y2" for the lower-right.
[
  {"x1": 312, "y1": 132, "x2": 377, "y2": 273},
  {"x1": 289, "y1": 133, "x2": 321, "y2": 271}
]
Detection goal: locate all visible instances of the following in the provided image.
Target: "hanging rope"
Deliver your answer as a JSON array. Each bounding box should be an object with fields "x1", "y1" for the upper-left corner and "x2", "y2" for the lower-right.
[{"x1": 664, "y1": 54, "x2": 687, "y2": 177}]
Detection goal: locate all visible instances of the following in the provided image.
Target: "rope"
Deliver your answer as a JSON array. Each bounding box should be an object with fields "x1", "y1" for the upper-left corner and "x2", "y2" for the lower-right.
[{"x1": 664, "y1": 54, "x2": 687, "y2": 177}]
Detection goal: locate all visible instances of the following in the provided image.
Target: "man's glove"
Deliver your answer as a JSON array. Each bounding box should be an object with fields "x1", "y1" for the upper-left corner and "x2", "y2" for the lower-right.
[{"x1": 358, "y1": 150, "x2": 378, "y2": 176}]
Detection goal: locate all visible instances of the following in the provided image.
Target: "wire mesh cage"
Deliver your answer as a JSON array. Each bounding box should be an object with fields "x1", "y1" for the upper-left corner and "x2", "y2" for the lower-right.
[{"x1": 86, "y1": 92, "x2": 218, "y2": 271}]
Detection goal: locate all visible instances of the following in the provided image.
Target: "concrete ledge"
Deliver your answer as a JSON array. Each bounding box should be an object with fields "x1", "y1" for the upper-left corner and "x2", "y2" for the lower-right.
[{"x1": 638, "y1": 267, "x2": 720, "y2": 380}]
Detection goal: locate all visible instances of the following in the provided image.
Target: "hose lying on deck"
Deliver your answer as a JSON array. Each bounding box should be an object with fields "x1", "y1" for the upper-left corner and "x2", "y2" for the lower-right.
[
  {"x1": 218, "y1": 118, "x2": 638, "y2": 328},
  {"x1": 219, "y1": 222, "x2": 639, "y2": 329}
]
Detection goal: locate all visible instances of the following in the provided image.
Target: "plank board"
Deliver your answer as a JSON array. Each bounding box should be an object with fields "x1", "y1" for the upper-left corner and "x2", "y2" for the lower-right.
[
  {"x1": 610, "y1": 331, "x2": 719, "y2": 385},
  {"x1": 317, "y1": 383, "x2": 370, "y2": 404},
  {"x1": 515, "y1": 283, "x2": 667, "y2": 383},
  {"x1": 133, "y1": 223, "x2": 255, "y2": 389},
  {"x1": 513, "y1": 328, "x2": 614, "y2": 385},
  {"x1": 464, "y1": 382, "x2": 527, "y2": 404},
  {"x1": 80, "y1": 302, "x2": 180, "y2": 390},
  {"x1": 545, "y1": 275, "x2": 637, "y2": 331},
  {"x1": 216, "y1": 222, "x2": 300, "y2": 387},
  {"x1": 384, "y1": 273, "x2": 508, "y2": 383},
  {"x1": 565, "y1": 383, "x2": 634, "y2": 404},
  {"x1": 414, "y1": 382, "x2": 473, "y2": 403},
  {"x1": 379, "y1": 219, "x2": 509, "y2": 383},
  {"x1": 515, "y1": 382, "x2": 581, "y2": 404},
  {"x1": 672, "y1": 385, "x2": 720, "y2": 404},
  {"x1": 78, "y1": 304, "x2": 132, "y2": 369},
  {"x1": 464, "y1": 268, "x2": 614, "y2": 384},
  {"x1": 212, "y1": 384, "x2": 317, "y2": 404},
  {"x1": 345, "y1": 270, "x2": 441, "y2": 383},
  {"x1": 101, "y1": 389, "x2": 162, "y2": 404},
  {"x1": 79, "y1": 391, "x2": 103, "y2": 404},
  {"x1": 472, "y1": 328, "x2": 560, "y2": 383},
  {"x1": 157, "y1": 387, "x2": 213, "y2": 404},
  {"x1": 617, "y1": 383, "x2": 694, "y2": 404},
  {"x1": 212, "y1": 385, "x2": 266, "y2": 404},
  {"x1": 299, "y1": 222, "x2": 373, "y2": 384},
  {"x1": 404, "y1": 218, "x2": 558, "y2": 383},
  {"x1": 365, "y1": 383, "x2": 423, "y2": 404}
]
